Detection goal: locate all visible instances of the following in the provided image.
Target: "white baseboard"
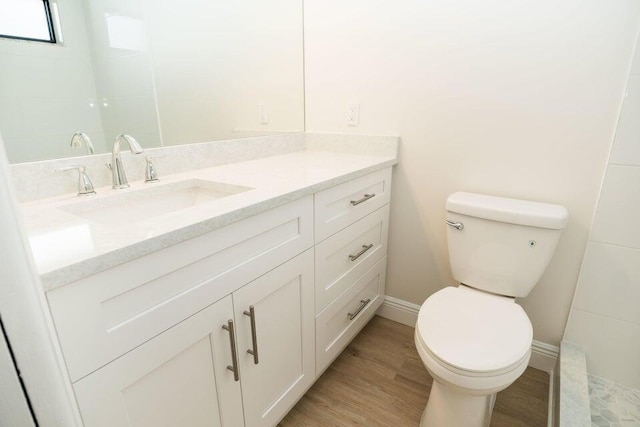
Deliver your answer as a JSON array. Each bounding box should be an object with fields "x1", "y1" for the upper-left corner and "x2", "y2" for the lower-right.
[
  {"x1": 376, "y1": 295, "x2": 559, "y2": 373},
  {"x1": 375, "y1": 295, "x2": 421, "y2": 326},
  {"x1": 529, "y1": 340, "x2": 559, "y2": 373}
]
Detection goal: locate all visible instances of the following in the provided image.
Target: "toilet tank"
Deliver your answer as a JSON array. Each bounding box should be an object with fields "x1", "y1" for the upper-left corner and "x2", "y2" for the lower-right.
[{"x1": 446, "y1": 192, "x2": 568, "y2": 298}]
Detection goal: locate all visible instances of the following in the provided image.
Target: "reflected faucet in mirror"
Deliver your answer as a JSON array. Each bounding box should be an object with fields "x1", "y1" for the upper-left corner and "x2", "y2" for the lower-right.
[
  {"x1": 70, "y1": 132, "x2": 95, "y2": 155},
  {"x1": 109, "y1": 134, "x2": 144, "y2": 189}
]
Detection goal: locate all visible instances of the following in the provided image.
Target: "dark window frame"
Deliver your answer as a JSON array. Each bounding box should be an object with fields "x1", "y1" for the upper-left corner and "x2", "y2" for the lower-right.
[{"x1": 0, "y1": 0, "x2": 57, "y2": 44}]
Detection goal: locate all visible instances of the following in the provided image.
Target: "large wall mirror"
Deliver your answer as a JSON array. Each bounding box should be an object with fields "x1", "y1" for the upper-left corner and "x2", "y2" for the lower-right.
[{"x1": 0, "y1": 0, "x2": 304, "y2": 163}]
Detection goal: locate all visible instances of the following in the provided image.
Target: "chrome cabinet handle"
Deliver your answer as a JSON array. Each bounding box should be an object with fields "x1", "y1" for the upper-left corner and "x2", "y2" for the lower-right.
[
  {"x1": 348, "y1": 299, "x2": 371, "y2": 320},
  {"x1": 445, "y1": 220, "x2": 464, "y2": 230},
  {"x1": 350, "y1": 193, "x2": 375, "y2": 206},
  {"x1": 349, "y1": 244, "x2": 374, "y2": 261},
  {"x1": 243, "y1": 306, "x2": 259, "y2": 364},
  {"x1": 222, "y1": 319, "x2": 240, "y2": 381}
]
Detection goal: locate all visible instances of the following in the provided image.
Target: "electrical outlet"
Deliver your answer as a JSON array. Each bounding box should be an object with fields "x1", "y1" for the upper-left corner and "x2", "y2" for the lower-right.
[
  {"x1": 258, "y1": 103, "x2": 269, "y2": 124},
  {"x1": 347, "y1": 102, "x2": 359, "y2": 126}
]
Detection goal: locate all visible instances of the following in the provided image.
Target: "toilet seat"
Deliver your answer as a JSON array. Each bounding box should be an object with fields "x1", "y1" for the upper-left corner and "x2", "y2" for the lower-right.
[{"x1": 416, "y1": 286, "x2": 532, "y2": 376}]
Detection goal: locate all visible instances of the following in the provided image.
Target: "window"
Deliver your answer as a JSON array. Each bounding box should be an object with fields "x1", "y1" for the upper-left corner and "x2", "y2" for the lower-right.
[{"x1": 0, "y1": 0, "x2": 56, "y2": 43}]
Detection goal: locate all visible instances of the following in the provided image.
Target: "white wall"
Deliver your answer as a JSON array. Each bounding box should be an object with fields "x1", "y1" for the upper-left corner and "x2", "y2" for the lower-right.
[
  {"x1": 0, "y1": 0, "x2": 107, "y2": 162},
  {"x1": 145, "y1": 0, "x2": 304, "y2": 146},
  {"x1": 82, "y1": 0, "x2": 162, "y2": 150},
  {"x1": 564, "y1": 34, "x2": 640, "y2": 389},
  {"x1": 304, "y1": 0, "x2": 640, "y2": 345},
  {"x1": 0, "y1": 133, "x2": 82, "y2": 426}
]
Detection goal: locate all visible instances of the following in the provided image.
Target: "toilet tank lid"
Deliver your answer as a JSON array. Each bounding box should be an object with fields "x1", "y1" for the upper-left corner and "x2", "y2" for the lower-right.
[{"x1": 446, "y1": 192, "x2": 569, "y2": 230}]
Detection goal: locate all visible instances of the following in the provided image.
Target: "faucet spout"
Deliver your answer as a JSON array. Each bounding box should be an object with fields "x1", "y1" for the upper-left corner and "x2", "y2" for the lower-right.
[
  {"x1": 70, "y1": 131, "x2": 95, "y2": 154},
  {"x1": 111, "y1": 134, "x2": 144, "y2": 189}
]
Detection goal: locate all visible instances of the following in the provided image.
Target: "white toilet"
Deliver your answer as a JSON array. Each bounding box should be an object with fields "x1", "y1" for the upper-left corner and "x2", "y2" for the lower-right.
[{"x1": 415, "y1": 192, "x2": 568, "y2": 427}]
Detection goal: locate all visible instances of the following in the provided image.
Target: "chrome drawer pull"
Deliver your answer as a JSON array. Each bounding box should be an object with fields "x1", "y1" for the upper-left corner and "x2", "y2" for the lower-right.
[
  {"x1": 222, "y1": 319, "x2": 240, "y2": 381},
  {"x1": 348, "y1": 244, "x2": 374, "y2": 261},
  {"x1": 350, "y1": 193, "x2": 375, "y2": 206},
  {"x1": 445, "y1": 220, "x2": 464, "y2": 230},
  {"x1": 243, "y1": 306, "x2": 259, "y2": 364},
  {"x1": 348, "y1": 298, "x2": 371, "y2": 320}
]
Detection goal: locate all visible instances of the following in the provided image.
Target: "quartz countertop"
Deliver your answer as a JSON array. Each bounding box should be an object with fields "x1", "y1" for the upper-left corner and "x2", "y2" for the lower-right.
[{"x1": 19, "y1": 148, "x2": 397, "y2": 291}]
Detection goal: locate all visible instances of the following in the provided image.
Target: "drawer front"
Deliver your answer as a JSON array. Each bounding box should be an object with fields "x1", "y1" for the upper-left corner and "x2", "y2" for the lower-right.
[
  {"x1": 315, "y1": 257, "x2": 387, "y2": 375},
  {"x1": 314, "y1": 204, "x2": 389, "y2": 313},
  {"x1": 48, "y1": 196, "x2": 313, "y2": 382},
  {"x1": 314, "y1": 167, "x2": 392, "y2": 242}
]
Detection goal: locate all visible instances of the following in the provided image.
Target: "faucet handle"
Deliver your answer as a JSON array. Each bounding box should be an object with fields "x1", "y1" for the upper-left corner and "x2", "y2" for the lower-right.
[
  {"x1": 145, "y1": 155, "x2": 164, "y2": 183},
  {"x1": 55, "y1": 165, "x2": 97, "y2": 196}
]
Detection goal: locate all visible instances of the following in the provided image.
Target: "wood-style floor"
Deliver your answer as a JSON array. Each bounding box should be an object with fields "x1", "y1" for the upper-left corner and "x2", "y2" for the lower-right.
[{"x1": 280, "y1": 316, "x2": 549, "y2": 427}]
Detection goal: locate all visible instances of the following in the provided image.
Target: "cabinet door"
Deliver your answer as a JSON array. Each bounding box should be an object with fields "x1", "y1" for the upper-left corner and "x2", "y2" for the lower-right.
[
  {"x1": 233, "y1": 250, "x2": 315, "y2": 427},
  {"x1": 73, "y1": 295, "x2": 244, "y2": 427}
]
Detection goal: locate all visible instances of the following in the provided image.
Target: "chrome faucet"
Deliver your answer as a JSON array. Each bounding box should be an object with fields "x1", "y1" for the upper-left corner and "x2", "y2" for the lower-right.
[
  {"x1": 55, "y1": 165, "x2": 96, "y2": 196},
  {"x1": 145, "y1": 155, "x2": 164, "y2": 183},
  {"x1": 70, "y1": 131, "x2": 95, "y2": 154},
  {"x1": 110, "y1": 134, "x2": 144, "y2": 189}
]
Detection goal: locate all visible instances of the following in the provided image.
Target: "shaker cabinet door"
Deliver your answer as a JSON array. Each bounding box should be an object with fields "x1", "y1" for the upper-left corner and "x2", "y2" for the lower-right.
[
  {"x1": 73, "y1": 295, "x2": 244, "y2": 427},
  {"x1": 233, "y1": 249, "x2": 315, "y2": 427}
]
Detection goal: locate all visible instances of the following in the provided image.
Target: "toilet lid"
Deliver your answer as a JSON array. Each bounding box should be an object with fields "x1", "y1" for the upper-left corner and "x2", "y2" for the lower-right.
[{"x1": 417, "y1": 286, "x2": 532, "y2": 373}]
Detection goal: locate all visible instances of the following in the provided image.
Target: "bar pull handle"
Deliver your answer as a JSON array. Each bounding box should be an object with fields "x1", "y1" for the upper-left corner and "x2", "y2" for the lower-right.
[
  {"x1": 243, "y1": 306, "x2": 259, "y2": 364},
  {"x1": 348, "y1": 299, "x2": 371, "y2": 321},
  {"x1": 350, "y1": 193, "x2": 375, "y2": 206},
  {"x1": 222, "y1": 319, "x2": 240, "y2": 381},
  {"x1": 348, "y1": 244, "x2": 374, "y2": 262},
  {"x1": 445, "y1": 220, "x2": 464, "y2": 230}
]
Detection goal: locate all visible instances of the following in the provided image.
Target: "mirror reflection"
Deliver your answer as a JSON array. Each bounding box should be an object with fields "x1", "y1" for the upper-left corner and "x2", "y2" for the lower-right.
[{"x1": 0, "y1": 0, "x2": 304, "y2": 163}]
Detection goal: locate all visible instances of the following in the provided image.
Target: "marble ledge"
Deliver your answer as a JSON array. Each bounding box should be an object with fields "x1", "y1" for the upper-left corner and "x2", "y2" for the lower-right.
[
  {"x1": 559, "y1": 341, "x2": 592, "y2": 427},
  {"x1": 304, "y1": 132, "x2": 399, "y2": 157},
  {"x1": 11, "y1": 132, "x2": 399, "y2": 203},
  {"x1": 16, "y1": 137, "x2": 399, "y2": 291},
  {"x1": 11, "y1": 132, "x2": 306, "y2": 203}
]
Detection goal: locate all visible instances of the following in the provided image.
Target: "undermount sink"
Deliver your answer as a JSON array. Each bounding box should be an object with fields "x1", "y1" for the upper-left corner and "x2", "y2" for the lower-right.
[{"x1": 59, "y1": 179, "x2": 253, "y2": 225}]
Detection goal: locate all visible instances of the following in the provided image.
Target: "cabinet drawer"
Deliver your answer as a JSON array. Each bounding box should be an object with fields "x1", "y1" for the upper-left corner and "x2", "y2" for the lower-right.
[
  {"x1": 314, "y1": 205, "x2": 389, "y2": 313},
  {"x1": 48, "y1": 196, "x2": 313, "y2": 382},
  {"x1": 315, "y1": 257, "x2": 387, "y2": 375},
  {"x1": 314, "y1": 168, "x2": 392, "y2": 242}
]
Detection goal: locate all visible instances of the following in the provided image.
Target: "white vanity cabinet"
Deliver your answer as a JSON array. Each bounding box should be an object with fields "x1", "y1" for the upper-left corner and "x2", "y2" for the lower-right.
[
  {"x1": 45, "y1": 166, "x2": 393, "y2": 427},
  {"x1": 73, "y1": 295, "x2": 244, "y2": 427},
  {"x1": 47, "y1": 196, "x2": 314, "y2": 383},
  {"x1": 232, "y1": 250, "x2": 315, "y2": 427},
  {"x1": 72, "y1": 250, "x2": 314, "y2": 427},
  {"x1": 313, "y1": 167, "x2": 392, "y2": 374}
]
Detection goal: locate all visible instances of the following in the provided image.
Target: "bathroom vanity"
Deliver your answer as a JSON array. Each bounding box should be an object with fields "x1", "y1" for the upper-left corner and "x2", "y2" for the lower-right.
[{"x1": 17, "y1": 135, "x2": 397, "y2": 427}]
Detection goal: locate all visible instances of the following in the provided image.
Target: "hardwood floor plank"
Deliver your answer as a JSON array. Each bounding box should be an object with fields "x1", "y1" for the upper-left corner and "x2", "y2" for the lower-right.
[{"x1": 280, "y1": 316, "x2": 549, "y2": 427}]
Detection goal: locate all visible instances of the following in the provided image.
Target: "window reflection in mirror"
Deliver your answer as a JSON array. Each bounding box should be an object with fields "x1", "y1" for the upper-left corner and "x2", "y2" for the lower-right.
[{"x1": 0, "y1": 0, "x2": 56, "y2": 43}]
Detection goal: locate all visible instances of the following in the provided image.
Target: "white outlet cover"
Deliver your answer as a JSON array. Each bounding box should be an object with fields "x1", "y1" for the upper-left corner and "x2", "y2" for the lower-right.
[
  {"x1": 258, "y1": 103, "x2": 269, "y2": 124},
  {"x1": 347, "y1": 102, "x2": 359, "y2": 126}
]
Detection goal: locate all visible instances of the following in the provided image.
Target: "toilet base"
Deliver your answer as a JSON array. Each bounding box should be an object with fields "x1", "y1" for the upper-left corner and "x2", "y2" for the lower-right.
[{"x1": 420, "y1": 381, "x2": 496, "y2": 427}]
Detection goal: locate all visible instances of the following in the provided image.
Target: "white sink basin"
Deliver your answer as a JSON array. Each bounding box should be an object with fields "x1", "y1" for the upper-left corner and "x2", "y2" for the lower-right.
[{"x1": 59, "y1": 179, "x2": 253, "y2": 225}]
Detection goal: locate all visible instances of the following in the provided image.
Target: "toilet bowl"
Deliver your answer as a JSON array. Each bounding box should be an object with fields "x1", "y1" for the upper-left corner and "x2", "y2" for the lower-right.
[
  {"x1": 416, "y1": 192, "x2": 568, "y2": 427},
  {"x1": 415, "y1": 285, "x2": 532, "y2": 426}
]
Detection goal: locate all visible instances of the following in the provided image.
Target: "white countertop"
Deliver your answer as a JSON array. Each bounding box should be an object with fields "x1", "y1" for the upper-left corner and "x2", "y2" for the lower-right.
[{"x1": 19, "y1": 149, "x2": 397, "y2": 291}]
